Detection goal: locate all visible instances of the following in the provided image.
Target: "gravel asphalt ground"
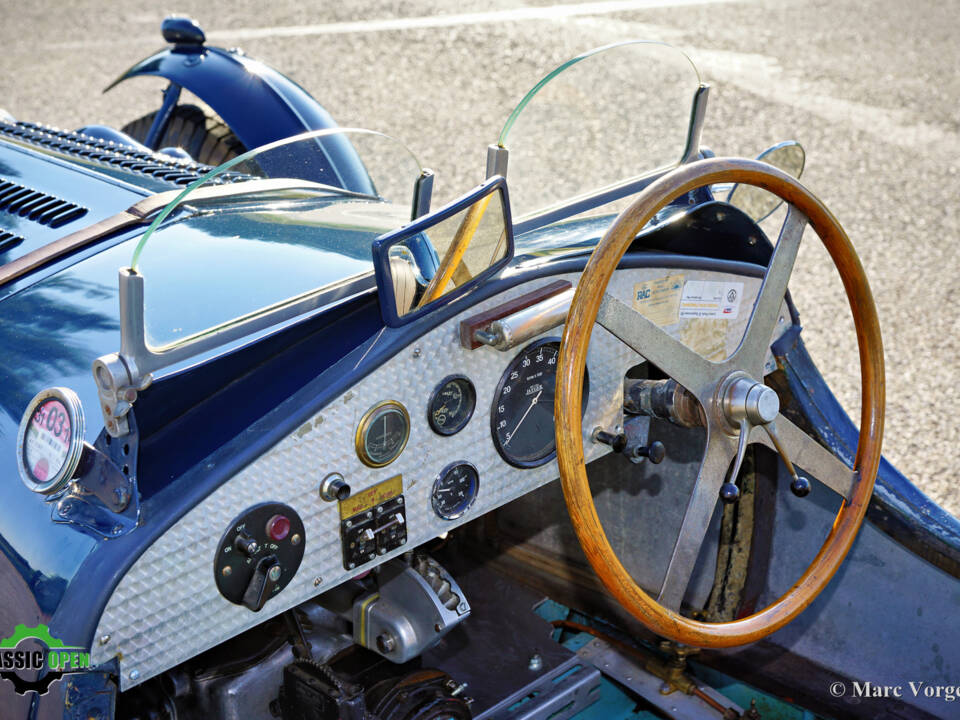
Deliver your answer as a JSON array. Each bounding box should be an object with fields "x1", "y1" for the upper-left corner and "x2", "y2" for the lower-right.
[{"x1": 1, "y1": 0, "x2": 957, "y2": 515}]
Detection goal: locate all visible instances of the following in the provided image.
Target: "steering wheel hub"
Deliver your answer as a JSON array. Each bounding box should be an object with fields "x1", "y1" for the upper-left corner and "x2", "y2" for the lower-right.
[{"x1": 720, "y1": 374, "x2": 780, "y2": 429}]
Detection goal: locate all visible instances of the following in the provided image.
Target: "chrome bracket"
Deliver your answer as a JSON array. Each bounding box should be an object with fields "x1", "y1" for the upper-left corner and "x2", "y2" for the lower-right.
[
  {"x1": 53, "y1": 416, "x2": 141, "y2": 538},
  {"x1": 485, "y1": 144, "x2": 509, "y2": 179}
]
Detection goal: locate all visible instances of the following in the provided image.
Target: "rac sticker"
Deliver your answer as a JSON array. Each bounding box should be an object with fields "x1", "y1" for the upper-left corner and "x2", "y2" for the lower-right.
[{"x1": 631, "y1": 274, "x2": 684, "y2": 326}]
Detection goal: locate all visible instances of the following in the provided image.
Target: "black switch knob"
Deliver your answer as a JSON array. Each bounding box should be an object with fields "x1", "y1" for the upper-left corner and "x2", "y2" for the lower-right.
[
  {"x1": 632, "y1": 441, "x2": 666, "y2": 464},
  {"x1": 242, "y1": 555, "x2": 282, "y2": 612},
  {"x1": 234, "y1": 532, "x2": 260, "y2": 557},
  {"x1": 593, "y1": 429, "x2": 627, "y2": 453}
]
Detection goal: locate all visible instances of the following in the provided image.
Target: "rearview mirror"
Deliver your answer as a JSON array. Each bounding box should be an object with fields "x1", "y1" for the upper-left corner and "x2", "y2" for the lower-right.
[
  {"x1": 373, "y1": 177, "x2": 513, "y2": 326},
  {"x1": 727, "y1": 141, "x2": 805, "y2": 222}
]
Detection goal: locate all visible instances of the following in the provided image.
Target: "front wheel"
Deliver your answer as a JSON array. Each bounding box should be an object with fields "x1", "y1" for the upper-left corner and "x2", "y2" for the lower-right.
[{"x1": 121, "y1": 104, "x2": 246, "y2": 166}]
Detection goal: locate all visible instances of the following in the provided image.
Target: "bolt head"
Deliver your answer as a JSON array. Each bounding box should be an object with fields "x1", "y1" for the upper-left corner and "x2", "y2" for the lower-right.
[
  {"x1": 222, "y1": 565, "x2": 232, "y2": 577},
  {"x1": 129, "y1": 670, "x2": 140, "y2": 681},
  {"x1": 99, "y1": 634, "x2": 111, "y2": 646},
  {"x1": 528, "y1": 653, "x2": 543, "y2": 671},
  {"x1": 291, "y1": 533, "x2": 302, "y2": 546},
  {"x1": 377, "y1": 633, "x2": 397, "y2": 653},
  {"x1": 313, "y1": 576, "x2": 323, "y2": 587},
  {"x1": 267, "y1": 565, "x2": 282, "y2": 582}
]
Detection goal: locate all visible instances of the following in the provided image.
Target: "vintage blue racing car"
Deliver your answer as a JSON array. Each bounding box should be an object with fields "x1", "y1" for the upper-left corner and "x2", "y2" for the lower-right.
[{"x1": 2, "y1": 16, "x2": 959, "y2": 720}]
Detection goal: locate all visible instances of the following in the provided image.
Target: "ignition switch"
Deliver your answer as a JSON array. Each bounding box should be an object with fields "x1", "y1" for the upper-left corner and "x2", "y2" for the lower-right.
[{"x1": 214, "y1": 502, "x2": 306, "y2": 612}]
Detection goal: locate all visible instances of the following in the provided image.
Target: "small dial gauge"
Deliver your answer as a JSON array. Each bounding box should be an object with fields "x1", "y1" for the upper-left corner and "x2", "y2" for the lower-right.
[
  {"x1": 16, "y1": 387, "x2": 86, "y2": 494},
  {"x1": 431, "y1": 462, "x2": 480, "y2": 520},
  {"x1": 491, "y1": 339, "x2": 589, "y2": 468},
  {"x1": 428, "y1": 375, "x2": 476, "y2": 436},
  {"x1": 356, "y1": 401, "x2": 410, "y2": 468}
]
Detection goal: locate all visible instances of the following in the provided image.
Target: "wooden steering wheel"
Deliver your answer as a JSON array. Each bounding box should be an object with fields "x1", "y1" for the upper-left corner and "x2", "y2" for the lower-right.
[{"x1": 554, "y1": 157, "x2": 884, "y2": 648}]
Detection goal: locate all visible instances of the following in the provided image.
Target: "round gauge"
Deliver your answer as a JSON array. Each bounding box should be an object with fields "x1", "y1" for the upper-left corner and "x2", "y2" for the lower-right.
[
  {"x1": 428, "y1": 375, "x2": 477, "y2": 436},
  {"x1": 16, "y1": 387, "x2": 86, "y2": 494},
  {"x1": 491, "y1": 339, "x2": 589, "y2": 468},
  {"x1": 431, "y1": 462, "x2": 480, "y2": 520},
  {"x1": 355, "y1": 401, "x2": 411, "y2": 468}
]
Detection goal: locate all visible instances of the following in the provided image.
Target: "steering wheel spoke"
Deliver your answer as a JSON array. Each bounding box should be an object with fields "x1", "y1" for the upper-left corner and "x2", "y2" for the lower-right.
[
  {"x1": 597, "y1": 291, "x2": 720, "y2": 398},
  {"x1": 733, "y1": 207, "x2": 807, "y2": 377},
  {"x1": 757, "y1": 415, "x2": 857, "y2": 500},
  {"x1": 658, "y1": 427, "x2": 737, "y2": 611}
]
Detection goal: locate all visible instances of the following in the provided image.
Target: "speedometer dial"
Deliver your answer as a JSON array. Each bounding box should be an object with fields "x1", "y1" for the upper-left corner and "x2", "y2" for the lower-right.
[{"x1": 491, "y1": 339, "x2": 588, "y2": 468}]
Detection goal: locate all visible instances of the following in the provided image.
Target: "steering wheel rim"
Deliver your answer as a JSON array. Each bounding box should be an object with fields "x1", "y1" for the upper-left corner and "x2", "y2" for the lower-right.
[{"x1": 554, "y1": 157, "x2": 884, "y2": 648}]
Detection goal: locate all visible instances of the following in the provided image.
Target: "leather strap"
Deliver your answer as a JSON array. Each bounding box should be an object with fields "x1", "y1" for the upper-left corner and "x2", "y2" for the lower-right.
[{"x1": 0, "y1": 179, "x2": 340, "y2": 288}]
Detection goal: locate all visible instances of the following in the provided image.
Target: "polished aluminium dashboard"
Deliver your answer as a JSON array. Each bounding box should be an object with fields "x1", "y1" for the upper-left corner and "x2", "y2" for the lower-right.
[{"x1": 91, "y1": 265, "x2": 778, "y2": 689}]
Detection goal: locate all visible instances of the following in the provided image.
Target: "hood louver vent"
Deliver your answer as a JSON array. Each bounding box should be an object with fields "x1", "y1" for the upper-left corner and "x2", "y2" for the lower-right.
[
  {"x1": 0, "y1": 179, "x2": 88, "y2": 228},
  {"x1": 0, "y1": 121, "x2": 251, "y2": 187},
  {"x1": 0, "y1": 230, "x2": 25, "y2": 253}
]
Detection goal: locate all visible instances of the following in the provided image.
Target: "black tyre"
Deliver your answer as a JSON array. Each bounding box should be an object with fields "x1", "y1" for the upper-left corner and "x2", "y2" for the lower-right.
[{"x1": 121, "y1": 104, "x2": 247, "y2": 166}]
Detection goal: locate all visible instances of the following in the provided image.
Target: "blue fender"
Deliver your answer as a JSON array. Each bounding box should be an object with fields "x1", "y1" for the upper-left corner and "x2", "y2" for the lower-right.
[{"x1": 105, "y1": 44, "x2": 374, "y2": 193}]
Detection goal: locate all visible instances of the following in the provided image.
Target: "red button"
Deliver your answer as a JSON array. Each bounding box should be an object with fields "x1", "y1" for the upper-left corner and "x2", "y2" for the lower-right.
[{"x1": 266, "y1": 514, "x2": 291, "y2": 541}]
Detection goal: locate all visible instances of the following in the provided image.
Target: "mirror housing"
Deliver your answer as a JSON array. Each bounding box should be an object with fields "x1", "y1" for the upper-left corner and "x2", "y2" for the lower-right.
[
  {"x1": 727, "y1": 141, "x2": 805, "y2": 222},
  {"x1": 372, "y1": 176, "x2": 514, "y2": 327}
]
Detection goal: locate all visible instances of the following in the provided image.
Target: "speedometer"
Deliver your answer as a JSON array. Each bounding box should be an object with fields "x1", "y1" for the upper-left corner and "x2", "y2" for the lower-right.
[{"x1": 491, "y1": 339, "x2": 588, "y2": 468}]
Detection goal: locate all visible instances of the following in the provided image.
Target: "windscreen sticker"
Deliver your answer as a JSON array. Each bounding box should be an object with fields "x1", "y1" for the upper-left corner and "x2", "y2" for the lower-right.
[
  {"x1": 679, "y1": 280, "x2": 744, "y2": 320},
  {"x1": 632, "y1": 274, "x2": 684, "y2": 326}
]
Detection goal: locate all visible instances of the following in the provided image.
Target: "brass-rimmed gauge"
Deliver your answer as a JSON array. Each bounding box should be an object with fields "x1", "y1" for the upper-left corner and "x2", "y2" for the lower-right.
[
  {"x1": 355, "y1": 401, "x2": 410, "y2": 468},
  {"x1": 16, "y1": 387, "x2": 86, "y2": 494}
]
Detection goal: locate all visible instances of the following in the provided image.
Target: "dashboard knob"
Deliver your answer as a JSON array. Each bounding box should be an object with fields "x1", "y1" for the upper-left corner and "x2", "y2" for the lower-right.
[
  {"x1": 632, "y1": 441, "x2": 666, "y2": 464},
  {"x1": 719, "y1": 482, "x2": 740, "y2": 504},
  {"x1": 790, "y1": 475, "x2": 812, "y2": 498}
]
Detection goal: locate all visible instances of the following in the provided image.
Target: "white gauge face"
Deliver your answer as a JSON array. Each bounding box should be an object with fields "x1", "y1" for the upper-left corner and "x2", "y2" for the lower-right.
[
  {"x1": 17, "y1": 387, "x2": 85, "y2": 494},
  {"x1": 24, "y1": 398, "x2": 73, "y2": 484}
]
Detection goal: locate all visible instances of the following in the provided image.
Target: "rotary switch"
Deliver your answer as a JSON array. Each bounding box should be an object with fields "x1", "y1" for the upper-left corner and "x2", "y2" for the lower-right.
[{"x1": 214, "y1": 502, "x2": 306, "y2": 611}]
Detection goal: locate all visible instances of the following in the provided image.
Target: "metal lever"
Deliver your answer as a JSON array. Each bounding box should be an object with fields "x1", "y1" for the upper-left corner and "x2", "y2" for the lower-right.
[
  {"x1": 720, "y1": 420, "x2": 750, "y2": 504},
  {"x1": 762, "y1": 423, "x2": 812, "y2": 497}
]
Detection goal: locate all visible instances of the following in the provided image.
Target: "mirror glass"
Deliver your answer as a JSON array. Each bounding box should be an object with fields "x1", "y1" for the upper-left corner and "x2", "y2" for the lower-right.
[
  {"x1": 377, "y1": 182, "x2": 511, "y2": 320},
  {"x1": 727, "y1": 141, "x2": 806, "y2": 222}
]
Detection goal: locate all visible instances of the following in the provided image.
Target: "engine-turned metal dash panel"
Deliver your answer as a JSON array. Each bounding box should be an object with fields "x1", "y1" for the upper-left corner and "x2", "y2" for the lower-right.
[{"x1": 92, "y1": 268, "x2": 776, "y2": 689}]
